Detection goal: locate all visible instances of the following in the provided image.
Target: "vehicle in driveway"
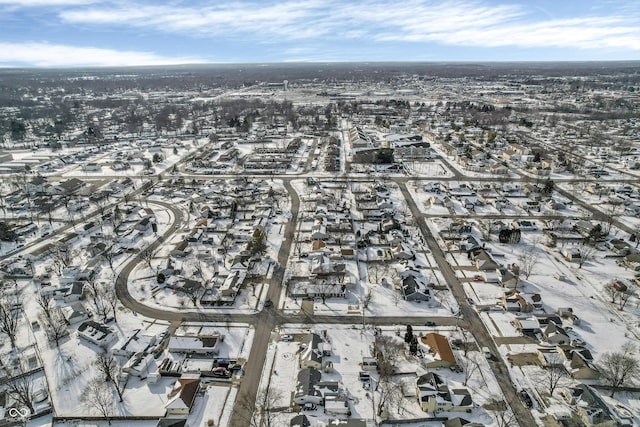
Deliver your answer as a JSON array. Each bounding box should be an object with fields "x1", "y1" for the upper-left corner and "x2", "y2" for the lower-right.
[
  {"x1": 211, "y1": 367, "x2": 230, "y2": 378},
  {"x1": 281, "y1": 334, "x2": 294, "y2": 342}
]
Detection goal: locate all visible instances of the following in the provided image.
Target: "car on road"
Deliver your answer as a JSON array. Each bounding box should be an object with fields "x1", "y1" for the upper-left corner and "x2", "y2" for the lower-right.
[
  {"x1": 519, "y1": 390, "x2": 533, "y2": 408},
  {"x1": 425, "y1": 321, "x2": 436, "y2": 327},
  {"x1": 264, "y1": 298, "x2": 273, "y2": 308}
]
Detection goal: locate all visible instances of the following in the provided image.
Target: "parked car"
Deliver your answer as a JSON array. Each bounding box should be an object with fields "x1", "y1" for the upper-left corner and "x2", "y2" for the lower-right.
[
  {"x1": 281, "y1": 334, "x2": 294, "y2": 342},
  {"x1": 212, "y1": 367, "x2": 230, "y2": 378},
  {"x1": 425, "y1": 321, "x2": 436, "y2": 327}
]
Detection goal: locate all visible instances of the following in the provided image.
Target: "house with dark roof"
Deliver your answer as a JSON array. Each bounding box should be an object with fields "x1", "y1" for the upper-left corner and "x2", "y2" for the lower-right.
[
  {"x1": 294, "y1": 368, "x2": 323, "y2": 405},
  {"x1": 78, "y1": 320, "x2": 116, "y2": 347},
  {"x1": 443, "y1": 417, "x2": 485, "y2": 427},
  {"x1": 569, "y1": 384, "x2": 622, "y2": 427},
  {"x1": 300, "y1": 333, "x2": 324, "y2": 369},
  {"x1": 50, "y1": 178, "x2": 85, "y2": 195},
  {"x1": 401, "y1": 274, "x2": 431, "y2": 302},
  {"x1": 417, "y1": 372, "x2": 473, "y2": 413},
  {"x1": 557, "y1": 346, "x2": 600, "y2": 380},
  {"x1": 165, "y1": 374, "x2": 200, "y2": 418},
  {"x1": 543, "y1": 322, "x2": 571, "y2": 345},
  {"x1": 290, "y1": 414, "x2": 311, "y2": 427}
]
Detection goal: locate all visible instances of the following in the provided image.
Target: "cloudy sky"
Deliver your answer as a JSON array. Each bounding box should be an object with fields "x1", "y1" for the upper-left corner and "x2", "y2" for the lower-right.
[{"x1": 0, "y1": 0, "x2": 638, "y2": 67}]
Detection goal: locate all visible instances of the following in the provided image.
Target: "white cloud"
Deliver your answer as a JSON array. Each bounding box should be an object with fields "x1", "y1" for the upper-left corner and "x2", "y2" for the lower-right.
[
  {"x1": 60, "y1": 1, "x2": 334, "y2": 39},
  {"x1": 373, "y1": 13, "x2": 640, "y2": 51},
  {"x1": 0, "y1": 42, "x2": 203, "y2": 67},
  {"x1": 0, "y1": 0, "x2": 98, "y2": 5},
  {"x1": 54, "y1": 0, "x2": 640, "y2": 52}
]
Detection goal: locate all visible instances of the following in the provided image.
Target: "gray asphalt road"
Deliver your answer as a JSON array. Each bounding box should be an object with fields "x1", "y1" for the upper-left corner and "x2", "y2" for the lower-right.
[{"x1": 397, "y1": 180, "x2": 536, "y2": 427}]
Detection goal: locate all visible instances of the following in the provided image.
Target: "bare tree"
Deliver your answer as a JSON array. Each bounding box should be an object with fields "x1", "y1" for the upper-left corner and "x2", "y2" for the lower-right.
[
  {"x1": 367, "y1": 262, "x2": 388, "y2": 285},
  {"x1": 104, "y1": 285, "x2": 119, "y2": 323},
  {"x1": 518, "y1": 242, "x2": 540, "y2": 279},
  {"x1": 536, "y1": 353, "x2": 569, "y2": 396},
  {"x1": 84, "y1": 279, "x2": 111, "y2": 322},
  {"x1": 139, "y1": 246, "x2": 155, "y2": 271},
  {"x1": 5, "y1": 365, "x2": 35, "y2": 415},
  {"x1": 0, "y1": 288, "x2": 21, "y2": 348},
  {"x1": 376, "y1": 377, "x2": 402, "y2": 417},
  {"x1": 598, "y1": 343, "x2": 640, "y2": 397},
  {"x1": 51, "y1": 242, "x2": 74, "y2": 276},
  {"x1": 633, "y1": 223, "x2": 640, "y2": 248},
  {"x1": 605, "y1": 281, "x2": 636, "y2": 311},
  {"x1": 35, "y1": 293, "x2": 54, "y2": 319},
  {"x1": 315, "y1": 280, "x2": 336, "y2": 304},
  {"x1": 94, "y1": 351, "x2": 124, "y2": 402},
  {"x1": 362, "y1": 290, "x2": 374, "y2": 309},
  {"x1": 578, "y1": 243, "x2": 597, "y2": 269},
  {"x1": 219, "y1": 234, "x2": 233, "y2": 265},
  {"x1": 111, "y1": 205, "x2": 124, "y2": 231},
  {"x1": 458, "y1": 355, "x2": 481, "y2": 386},
  {"x1": 82, "y1": 377, "x2": 115, "y2": 424},
  {"x1": 39, "y1": 306, "x2": 69, "y2": 347},
  {"x1": 373, "y1": 335, "x2": 404, "y2": 379},
  {"x1": 486, "y1": 398, "x2": 518, "y2": 427},
  {"x1": 476, "y1": 219, "x2": 493, "y2": 241},
  {"x1": 236, "y1": 387, "x2": 283, "y2": 427},
  {"x1": 100, "y1": 233, "x2": 119, "y2": 273},
  {"x1": 94, "y1": 197, "x2": 110, "y2": 223},
  {"x1": 598, "y1": 204, "x2": 619, "y2": 236},
  {"x1": 256, "y1": 386, "x2": 284, "y2": 427}
]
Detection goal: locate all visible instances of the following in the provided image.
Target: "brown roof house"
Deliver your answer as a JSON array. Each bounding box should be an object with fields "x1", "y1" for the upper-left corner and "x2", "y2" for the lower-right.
[
  {"x1": 165, "y1": 374, "x2": 201, "y2": 418},
  {"x1": 421, "y1": 333, "x2": 456, "y2": 368}
]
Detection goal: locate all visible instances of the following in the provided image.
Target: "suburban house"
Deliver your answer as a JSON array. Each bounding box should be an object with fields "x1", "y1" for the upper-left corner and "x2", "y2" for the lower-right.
[
  {"x1": 62, "y1": 302, "x2": 90, "y2": 325},
  {"x1": 299, "y1": 333, "x2": 329, "y2": 369},
  {"x1": 561, "y1": 247, "x2": 582, "y2": 262},
  {"x1": 421, "y1": 333, "x2": 457, "y2": 368},
  {"x1": 500, "y1": 290, "x2": 542, "y2": 313},
  {"x1": 557, "y1": 346, "x2": 600, "y2": 380},
  {"x1": 122, "y1": 352, "x2": 155, "y2": 377},
  {"x1": 77, "y1": 320, "x2": 117, "y2": 347},
  {"x1": 49, "y1": 178, "x2": 85, "y2": 195},
  {"x1": 165, "y1": 374, "x2": 201, "y2": 418},
  {"x1": 290, "y1": 415, "x2": 310, "y2": 427},
  {"x1": 401, "y1": 274, "x2": 431, "y2": 302},
  {"x1": 417, "y1": 372, "x2": 473, "y2": 413},
  {"x1": 472, "y1": 250, "x2": 501, "y2": 272},
  {"x1": 563, "y1": 384, "x2": 632, "y2": 427},
  {"x1": 543, "y1": 322, "x2": 571, "y2": 345},
  {"x1": 167, "y1": 333, "x2": 224, "y2": 355},
  {"x1": 294, "y1": 368, "x2": 323, "y2": 405},
  {"x1": 537, "y1": 349, "x2": 564, "y2": 367},
  {"x1": 619, "y1": 253, "x2": 640, "y2": 271}
]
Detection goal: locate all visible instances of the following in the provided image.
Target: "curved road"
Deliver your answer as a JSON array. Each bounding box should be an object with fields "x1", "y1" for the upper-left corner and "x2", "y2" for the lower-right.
[{"x1": 111, "y1": 177, "x2": 534, "y2": 426}]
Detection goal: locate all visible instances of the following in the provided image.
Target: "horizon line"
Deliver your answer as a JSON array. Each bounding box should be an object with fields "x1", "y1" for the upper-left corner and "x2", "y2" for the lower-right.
[{"x1": 1, "y1": 59, "x2": 640, "y2": 71}]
